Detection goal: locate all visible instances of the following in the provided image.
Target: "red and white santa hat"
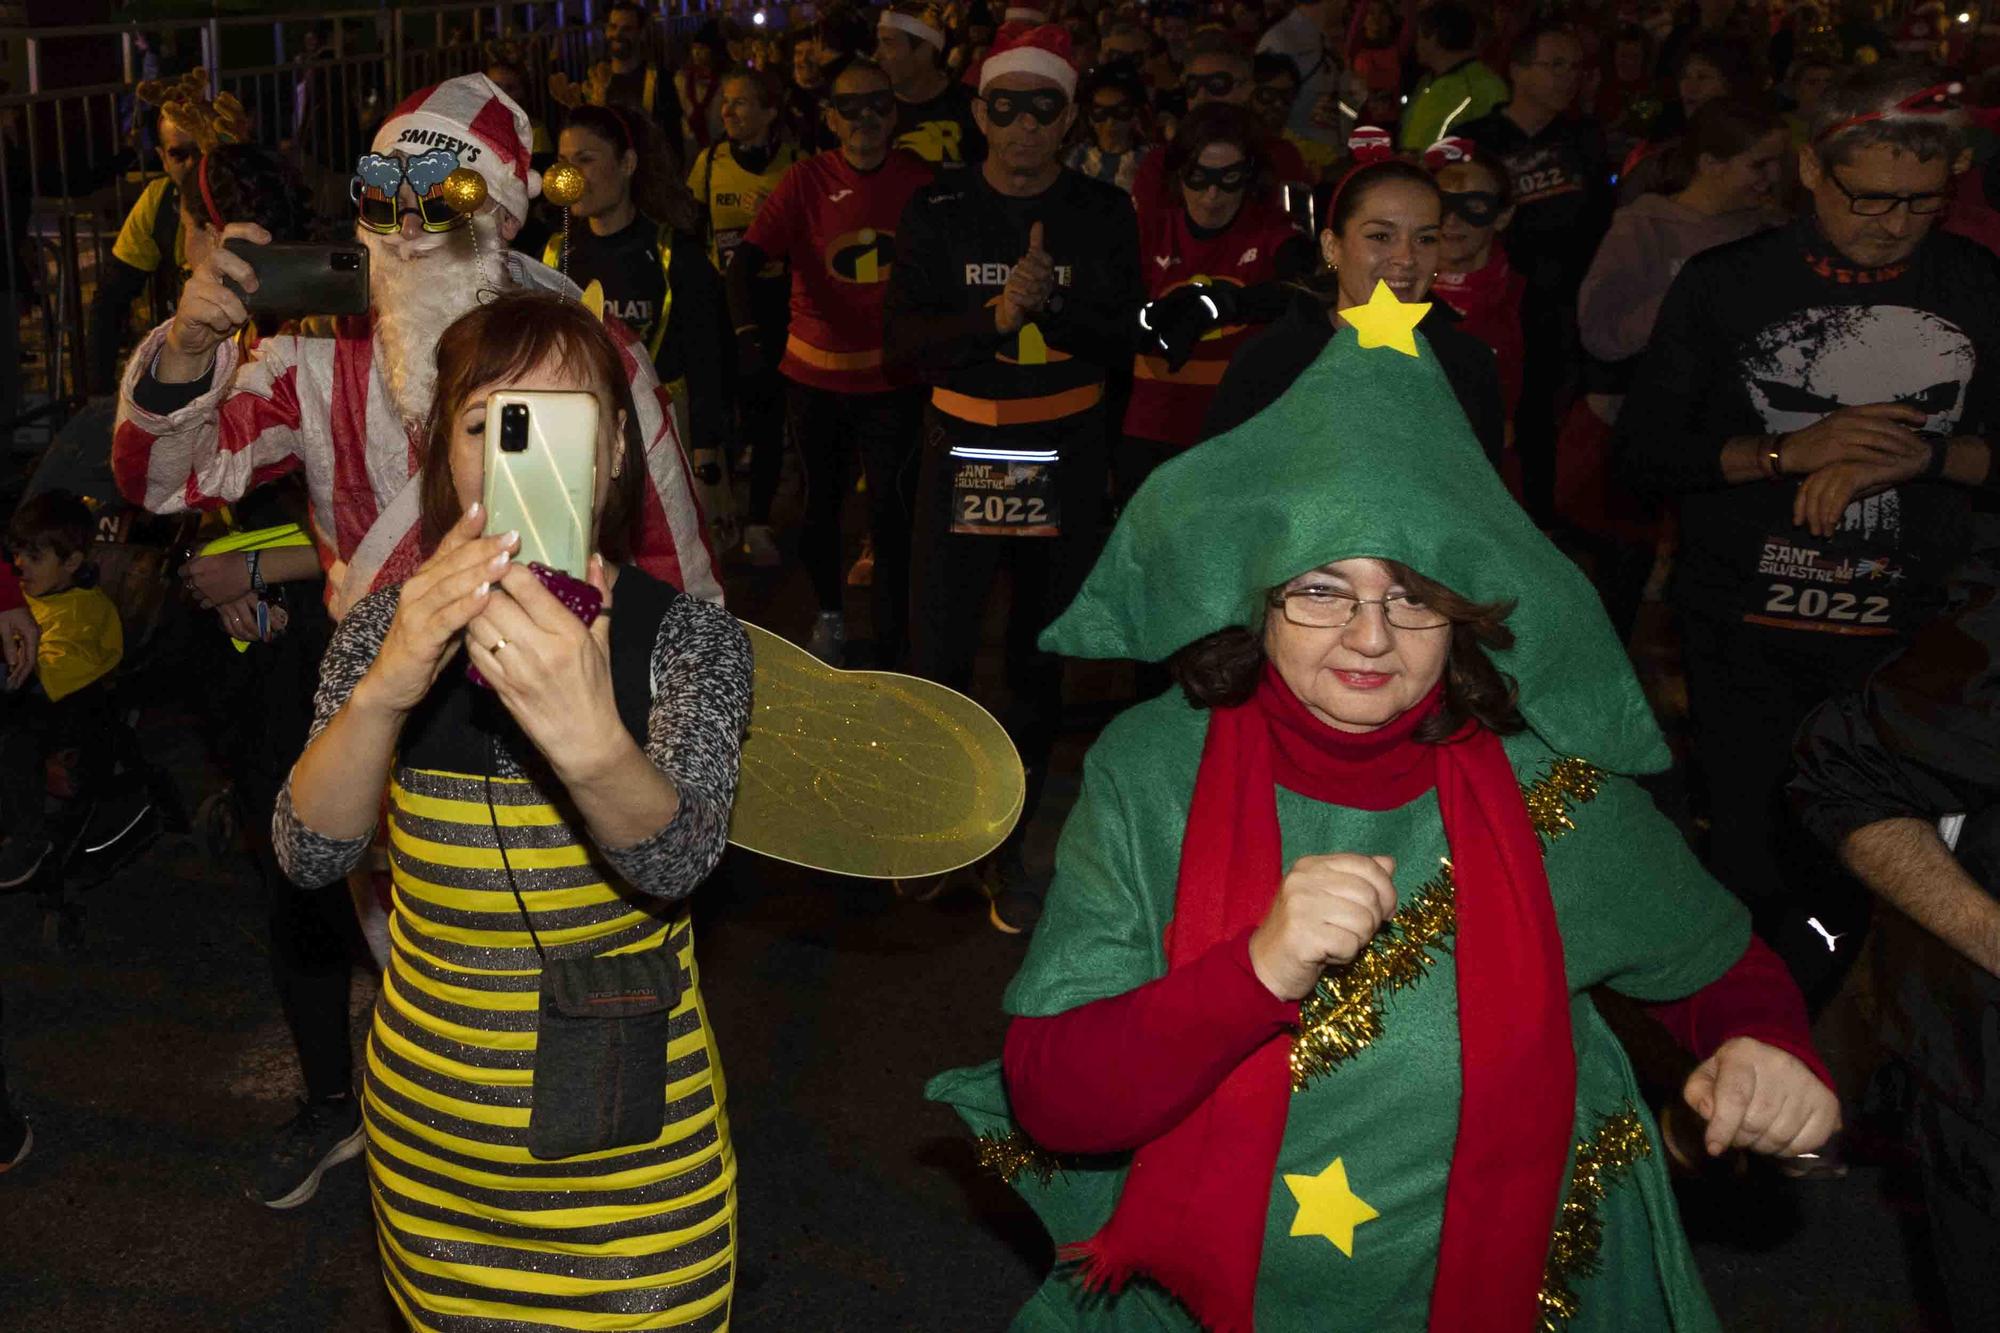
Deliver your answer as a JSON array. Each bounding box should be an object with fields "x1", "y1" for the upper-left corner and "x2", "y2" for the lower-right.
[
  {"x1": 372, "y1": 73, "x2": 541, "y2": 223},
  {"x1": 978, "y1": 23, "x2": 1079, "y2": 97}
]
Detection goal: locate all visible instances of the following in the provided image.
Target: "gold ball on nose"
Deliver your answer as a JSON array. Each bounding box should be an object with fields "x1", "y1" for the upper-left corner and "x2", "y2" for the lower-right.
[
  {"x1": 441, "y1": 167, "x2": 488, "y2": 214},
  {"x1": 540, "y1": 163, "x2": 587, "y2": 208}
]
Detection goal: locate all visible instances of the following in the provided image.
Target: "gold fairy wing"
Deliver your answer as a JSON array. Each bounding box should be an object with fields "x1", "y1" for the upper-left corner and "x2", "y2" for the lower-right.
[{"x1": 729, "y1": 623, "x2": 1025, "y2": 879}]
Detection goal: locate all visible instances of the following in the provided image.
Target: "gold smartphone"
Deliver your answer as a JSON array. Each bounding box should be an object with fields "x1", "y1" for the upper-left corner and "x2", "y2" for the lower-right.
[{"x1": 481, "y1": 390, "x2": 600, "y2": 578}]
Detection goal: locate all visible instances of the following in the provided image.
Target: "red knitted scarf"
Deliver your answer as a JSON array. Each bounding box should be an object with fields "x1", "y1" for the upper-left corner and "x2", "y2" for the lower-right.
[{"x1": 1066, "y1": 667, "x2": 1576, "y2": 1331}]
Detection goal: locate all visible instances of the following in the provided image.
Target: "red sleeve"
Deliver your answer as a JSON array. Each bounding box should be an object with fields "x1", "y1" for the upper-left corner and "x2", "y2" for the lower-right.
[
  {"x1": 0, "y1": 561, "x2": 21, "y2": 612},
  {"x1": 1002, "y1": 929, "x2": 1298, "y2": 1154},
  {"x1": 1645, "y1": 936, "x2": 1835, "y2": 1092}
]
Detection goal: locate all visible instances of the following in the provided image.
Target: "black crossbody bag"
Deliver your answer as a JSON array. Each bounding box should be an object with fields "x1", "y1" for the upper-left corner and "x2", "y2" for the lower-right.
[{"x1": 483, "y1": 751, "x2": 682, "y2": 1161}]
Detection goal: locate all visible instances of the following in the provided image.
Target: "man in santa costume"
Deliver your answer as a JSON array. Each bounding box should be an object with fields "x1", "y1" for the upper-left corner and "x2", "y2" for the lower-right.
[{"x1": 112, "y1": 73, "x2": 720, "y2": 617}]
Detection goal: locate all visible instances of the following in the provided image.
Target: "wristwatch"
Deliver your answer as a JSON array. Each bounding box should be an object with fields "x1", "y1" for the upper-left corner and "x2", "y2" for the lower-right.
[
  {"x1": 246, "y1": 548, "x2": 267, "y2": 595},
  {"x1": 1921, "y1": 431, "x2": 1951, "y2": 480}
]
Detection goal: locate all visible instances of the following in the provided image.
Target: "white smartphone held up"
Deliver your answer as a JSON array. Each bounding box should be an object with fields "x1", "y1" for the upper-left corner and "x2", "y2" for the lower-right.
[{"x1": 480, "y1": 390, "x2": 600, "y2": 579}]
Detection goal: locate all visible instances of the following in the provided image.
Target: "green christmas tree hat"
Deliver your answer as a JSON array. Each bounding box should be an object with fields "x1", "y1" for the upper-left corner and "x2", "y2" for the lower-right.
[{"x1": 1041, "y1": 288, "x2": 1670, "y2": 775}]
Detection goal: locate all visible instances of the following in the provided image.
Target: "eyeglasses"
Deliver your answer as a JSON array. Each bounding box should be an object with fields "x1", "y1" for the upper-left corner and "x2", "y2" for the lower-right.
[
  {"x1": 1181, "y1": 161, "x2": 1251, "y2": 193},
  {"x1": 828, "y1": 90, "x2": 897, "y2": 121},
  {"x1": 1087, "y1": 100, "x2": 1138, "y2": 122},
  {"x1": 1183, "y1": 70, "x2": 1240, "y2": 100},
  {"x1": 1824, "y1": 167, "x2": 1948, "y2": 216},
  {"x1": 981, "y1": 88, "x2": 1069, "y2": 127},
  {"x1": 350, "y1": 150, "x2": 471, "y2": 235},
  {"x1": 1440, "y1": 188, "x2": 1503, "y2": 226},
  {"x1": 1268, "y1": 586, "x2": 1452, "y2": 631}
]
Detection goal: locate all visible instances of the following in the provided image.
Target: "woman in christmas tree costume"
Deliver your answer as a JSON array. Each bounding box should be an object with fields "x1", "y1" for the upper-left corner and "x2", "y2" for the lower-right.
[{"x1": 928, "y1": 288, "x2": 1839, "y2": 1333}]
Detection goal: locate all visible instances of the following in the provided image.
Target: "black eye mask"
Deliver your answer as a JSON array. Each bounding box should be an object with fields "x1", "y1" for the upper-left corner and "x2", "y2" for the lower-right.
[
  {"x1": 1440, "y1": 189, "x2": 1503, "y2": 228},
  {"x1": 828, "y1": 90, "x2": 896, "y2": 121},
  {"x1": 1181, "y1": 163, "x2": 1251, "y2": 193},
  {"x1": 983, "y1": 89, "x2": 1069, "y2": 127},
  {"x1": 1183, "y1": 70, "x2": 1240, "y2": 100}
]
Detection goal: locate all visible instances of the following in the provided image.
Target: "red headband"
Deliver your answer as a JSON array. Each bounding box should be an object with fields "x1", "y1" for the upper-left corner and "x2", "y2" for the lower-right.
[
  {"x1": 197, "y1": 153, "x2": 223, "y2": 232},
  {"x1": 1812, "y1": 80, "x2": 1963, "y2": 145}
]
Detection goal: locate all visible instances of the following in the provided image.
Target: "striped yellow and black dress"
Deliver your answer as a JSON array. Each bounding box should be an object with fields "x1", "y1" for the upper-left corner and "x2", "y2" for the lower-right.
[{"x1": 274, "y1": 569, "x2": 751, "y2": 1332}]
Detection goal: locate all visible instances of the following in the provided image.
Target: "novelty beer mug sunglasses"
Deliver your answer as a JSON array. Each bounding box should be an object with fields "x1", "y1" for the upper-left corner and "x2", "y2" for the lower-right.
[{"x1": 351, "y1": 149, "x2": 472, "y2": 234}]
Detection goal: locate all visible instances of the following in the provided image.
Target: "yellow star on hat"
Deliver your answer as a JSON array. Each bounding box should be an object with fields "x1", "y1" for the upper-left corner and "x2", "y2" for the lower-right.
[
  {"x1": 1284, "y1": 1156, "x2": 1380, "y2": 1257},
  {"x1": 1341, "y1": 279, "x2": 1430, "y2": 358}
]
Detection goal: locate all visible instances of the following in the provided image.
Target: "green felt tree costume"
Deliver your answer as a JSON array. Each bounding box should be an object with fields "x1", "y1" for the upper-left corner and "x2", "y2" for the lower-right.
[{"x1": 927, "y1": 314, "x2": 1752, "y2": 1332}]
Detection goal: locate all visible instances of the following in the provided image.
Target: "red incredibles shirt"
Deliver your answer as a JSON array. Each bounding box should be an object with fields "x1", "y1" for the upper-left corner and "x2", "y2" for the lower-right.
[
  {"x1": 744, "y1": 148, "x2": 935, "y2": 395},
  {"x1": 1124, "y1": 198, "x2": 1304, "y2": 448}
]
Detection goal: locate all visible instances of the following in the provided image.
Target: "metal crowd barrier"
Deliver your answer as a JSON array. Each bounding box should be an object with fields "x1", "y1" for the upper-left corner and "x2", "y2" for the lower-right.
[{"x1": 0, "y1": 0, "x2": 716, "y2": 435}]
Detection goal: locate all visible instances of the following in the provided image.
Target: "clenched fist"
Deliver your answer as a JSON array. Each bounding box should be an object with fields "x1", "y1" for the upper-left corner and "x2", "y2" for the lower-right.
[{"x1": 1249, "y1": 853, "x2": 1398, "y2": 1001}]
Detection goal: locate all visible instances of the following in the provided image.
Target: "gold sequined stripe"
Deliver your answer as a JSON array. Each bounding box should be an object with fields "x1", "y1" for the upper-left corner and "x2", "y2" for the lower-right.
[
  {"x1": 389, "y1": 920, "x2": 691, "y2": 994},
  {"x1": 378, "y1": 1225, "x2": 734, "y2": 1319},
  {"x1": 1537, "y1": 1105, "x2": 1653, "y2": 1333},
  {"x1": 397, "y1": 768, "x2": 554, "y2": 807},
  {"x1": 374, "y1": 1200, "x2": 735, "y2": 1283},
  {"x1": 370, "y1": 1163, "x2": 730, "y2": 1249},
  {"x1": 392, "y1": 848, "x2": 609, "y2": 894},
  {"x1": 370, "y1": 1124, "x2": 728, "y2": 1213},
  {"x1": 372, "y1": 1056, "x2": 724, "y2": 1152},
  {"x1": 371, "y1": 1036, "x2": 532, "y2": 1109},
  {"x1": 384, "y1": 1276, "x2": 730, "y2": 1333},
  {"x1": 375, "y1": 999, "x2": 531, "y2": 1072},
  {"x1": 394, "y1": 806, "x2": 588, "y2": 851},
  {"x1": 393, "y1": 889, "x2": 651, "y2": 936},
  {"x1": 1290, "y1": 758, "x2": 1604, "y2": 1091},
  {"x1": 364, "y1": 1087, "x2": 720, "y2": 1185},
  {"x1": 372, "y1": 994, "x2": 705, "y2": 1076},
  {"x1": 396, "y1": 913, "x2": 671, "y2": 969}
]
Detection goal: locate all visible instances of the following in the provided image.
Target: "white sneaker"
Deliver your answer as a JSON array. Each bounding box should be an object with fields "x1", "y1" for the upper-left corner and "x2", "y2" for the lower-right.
[
  {"x1": 742, "y1": 524, "x2": 781, "y2": 568},
  {"x1": 807, "y1": 611, "x2": 845, "y2": 665}
]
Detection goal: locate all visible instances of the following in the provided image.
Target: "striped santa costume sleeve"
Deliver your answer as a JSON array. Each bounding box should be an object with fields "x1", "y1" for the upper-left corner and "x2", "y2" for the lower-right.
[{"x1": 112, "y1": 322, "x2": 323, "y2": 524}]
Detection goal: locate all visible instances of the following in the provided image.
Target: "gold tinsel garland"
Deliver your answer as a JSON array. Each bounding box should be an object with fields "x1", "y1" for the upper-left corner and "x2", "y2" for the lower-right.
[
  {"x1": 1290, "y1": 862, "x2": 1458, "y2": 1088},
  {"x1": 975, "y1": 1130, "x2": 1065, "y2": 1186},
  {"x1": 1537, "y1": 1105, "x2": 1653, "y2": 1332},
  {"x1": 1289, "y1": 758, "x2": 1604, "y2": 1091}
]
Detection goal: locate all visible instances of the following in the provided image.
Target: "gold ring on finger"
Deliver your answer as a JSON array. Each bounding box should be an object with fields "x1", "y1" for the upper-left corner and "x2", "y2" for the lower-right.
[{"x1": 488, "y1": 637, "x2": 508, "y2": 653}]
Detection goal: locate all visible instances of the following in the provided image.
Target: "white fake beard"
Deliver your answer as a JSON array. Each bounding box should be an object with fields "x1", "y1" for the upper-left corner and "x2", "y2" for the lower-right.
[{"x1": 362, "y1": 211, "x2": 511, "y2": 428}]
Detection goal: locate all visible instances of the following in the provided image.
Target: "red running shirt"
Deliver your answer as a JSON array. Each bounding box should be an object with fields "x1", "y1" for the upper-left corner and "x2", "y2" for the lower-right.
[
  {"x1": 744, "y1": 148, "x2": 935, "y2": 395},
  {"x1": 1123, "y1": 198, "x2": 1304, "y2": 449}
]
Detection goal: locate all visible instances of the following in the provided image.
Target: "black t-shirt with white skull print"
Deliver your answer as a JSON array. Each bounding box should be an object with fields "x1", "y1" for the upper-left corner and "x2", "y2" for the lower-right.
[{"x1": 1617, "y1": 219, "x2": 2000, "y2": 638}]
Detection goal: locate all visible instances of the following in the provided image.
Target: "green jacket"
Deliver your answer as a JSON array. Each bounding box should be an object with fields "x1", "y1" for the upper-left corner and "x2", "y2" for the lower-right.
[{"x1": 1399, "y1": 59, "x2": 1511, "y2": 151}]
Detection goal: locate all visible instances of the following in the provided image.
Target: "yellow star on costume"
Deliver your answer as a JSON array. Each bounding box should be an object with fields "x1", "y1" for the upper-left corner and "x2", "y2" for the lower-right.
[
  {"x1": 1284, "y1": 1157, "x2": 1380, "y2": 1257},
  {"x1": 1342, "y1": 279, "x2": 1430, "y2": 358}
]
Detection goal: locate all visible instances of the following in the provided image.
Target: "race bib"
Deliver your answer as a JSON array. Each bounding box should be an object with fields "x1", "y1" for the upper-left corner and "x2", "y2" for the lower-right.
[
  {"x1": 949, "y1": 456, "x2": 1059, "y2": 537},
  {"x1": 1744, "y1": 535, "x2": 1902, "y2": 636}
]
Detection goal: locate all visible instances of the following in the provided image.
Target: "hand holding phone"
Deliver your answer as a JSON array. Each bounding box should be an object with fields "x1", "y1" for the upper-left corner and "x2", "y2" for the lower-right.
[
  {"x1": 164, "y1": 222, "x2": 268, "y2": 373},
  {"x1": 220, "y1": 239, "x2": 370, "y2": 319}
]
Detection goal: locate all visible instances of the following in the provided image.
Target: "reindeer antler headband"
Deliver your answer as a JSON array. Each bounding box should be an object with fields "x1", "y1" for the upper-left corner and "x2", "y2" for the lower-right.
[{"x1": 135, "y1": 68, "x2": 251, "y2": 153}]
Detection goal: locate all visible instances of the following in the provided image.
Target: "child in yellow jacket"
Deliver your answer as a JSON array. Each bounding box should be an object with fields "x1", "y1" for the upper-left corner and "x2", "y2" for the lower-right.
[{"x1": 0, "y1": 491, "x2": 123, "y2": 885}]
